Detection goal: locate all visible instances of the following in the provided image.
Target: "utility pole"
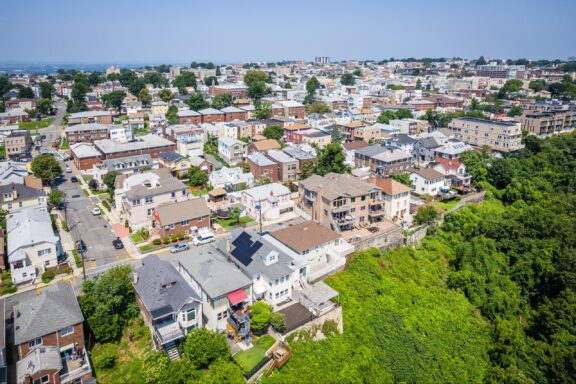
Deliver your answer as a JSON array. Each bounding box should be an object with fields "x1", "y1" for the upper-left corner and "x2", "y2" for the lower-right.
[{"x1": 257, "y1": 199, "x2": 263, "y2": 235}]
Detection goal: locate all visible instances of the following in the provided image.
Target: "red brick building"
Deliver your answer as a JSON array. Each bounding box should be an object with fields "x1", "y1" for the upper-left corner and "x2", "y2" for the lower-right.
[
  {"x1": 221, "y1": 106, "x2": 248, "y2": 122},
  {"x1": 152, "y1": 198, "x2": 211, "y2": 238},
  {"x1": 199, "y1": 108, "x2": 225, "y2": 123},
  {"x1": 94, "y1": 134, "x2": 176, "y2": 160},
  {"x1": 177, "y1": 110, "x2": 202, "y2": 124},
  {"x1": 65, "y1": 123, "x2": 109, "y2": 144},
  {"x1": 70, "y1": 143, "x2": 102, "y2": 170},
  {"x1": 247, "y1": 152, "x2": 279, "y2": 182}
]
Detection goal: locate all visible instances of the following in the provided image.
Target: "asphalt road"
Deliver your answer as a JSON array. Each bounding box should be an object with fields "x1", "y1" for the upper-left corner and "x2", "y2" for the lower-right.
[
  {"x1": 57, "y1": 170, "x2": 129, "y2": 268},
  {"x1": 39, "y1": 101, "x2": 66, "y2": 152}
]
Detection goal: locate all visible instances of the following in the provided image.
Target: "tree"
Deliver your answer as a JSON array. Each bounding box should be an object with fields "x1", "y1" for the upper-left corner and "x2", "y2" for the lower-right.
[
  {"x1": 173, "y1": 72, "x2": 197, "y2": 93},
  {"x1": 305, "y1": 101, "x2": 331, "y2": 114},
  {"x1": 31, "y1": 154, "x2": 62, "y2": 184},
  {"x1": 301, "y1": 160, "x2": 316, "y2": 179},
  {"x1": 253, "y1": 101, "x2": 272, "y2": 119},
  {"x1": 157, "y1": 89, "x2": 173, "y2": 102},
  {"x1": 340, "y1": 73, "x2": 355, "y2": 86},
  {"x1": 78, "y1": 266, "x2": 138, "y2": 342},
  {"x1": 396, "y1": 109, "x2": 414, "y2": 119},
  {"x1": 215, "y1": 66, "x2": 222, "y2": 76},
  {"x1": 352, "y1": 69, "x2": 362, "y2": 77},
  {"x1": 39, "y1": 82, "x2": 54, "y2": 99},
  {"x1": 391, "y1": 172, "x2": 412, "y2": 186},
  {"x1": 71, "y1": 81, "x2": 88, "y2": 103},
  {"x1": 101, "y1": 90, "x2": 126, "y2": 111},
  {"x1": 236, "y1": 161, "x2": 250, "y2": 173},
  {"x1": 204, "y1": 76, "x2": 218, "y2": 86},
  {"x1": 211, "y1": 93, "x2": 233, "y2": 109},
  {"x1": 413, "y1": 206, "x2": 439, "y2": 225},
  {"x1": 189, "y1": 167, "x2": 208, "y2": 187},
  {"x1": 165, "y1": 105, "x2": 178, "y2": 125},
  {"x1": 488, "y1": 158, "x2": 515, "y2": 189},
  {"x1": 182, "y1": 328, "x2": 230, "y2": 369},
  {"x1": 250, "y1": 301, "x2": 272, "y2": 332},
  {"x1": 243, "y1": 70, "x2": 270, "y2": 86},
  {"x1": 18, "y1": 87, "x2": 34, "y2": 98},
  {"x1": 476, "y1": 56, "x2": 487, "y2": 65},
  {"x1": 186, "y1": 92, "x2": 209, "y2": 111},
  {"x1": 304, "y1": 76, "x2": 320, "y2": 104},
  {"x1": 316, "y1": 143, "x2": 350, "y2": 175},
  {"x1": 470, "y1": 98, "x2": 480, "y2": 110},
  {"x1": 415, "y1": 79, "x2": 422, "y2": 90},
  {"x1": 228, "y1": 207, "x2": 241, "y2": 225},
  {"x1": 377, "y1": 110, "x2": 397, "y2": 124},
  {"x1": 528, "y1": 80, "x2": 547, "y2": 92},
  {"x1": 138, "y1": 88, "x2": 152, "y2": 106},
  {"x1": 507, "y1": 106, "x2": 523, "y2": 117},
  {"x1": 103, "y1": 171, "x2": 120, "y2": 192},
  {"x1": 263, "y1": 125, "x2": 283, "y2": 140},
  {"x1": 36, "y1": 98, "x2": 53, "y2": 115},
  {"x1": 331, "y1": 126, "x2": 341, "y2": 144},
  {"x1": 247, "y1": 81, "x2": 267, "y2": 101},
  {"x1": 498, "y1": 79, "x2": 524, "y2": 99},
  {"x1": 47, "y1": 189, "x2": 65, "y2": 209}
]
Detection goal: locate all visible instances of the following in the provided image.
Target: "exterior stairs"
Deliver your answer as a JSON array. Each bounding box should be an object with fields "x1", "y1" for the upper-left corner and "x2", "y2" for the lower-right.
[{"x1": 165, "y1": 342, "x2": 180, "y2": 361}]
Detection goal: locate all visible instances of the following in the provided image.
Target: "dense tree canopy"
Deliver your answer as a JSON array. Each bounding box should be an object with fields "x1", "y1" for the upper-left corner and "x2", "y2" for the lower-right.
[
  {"x1": 340, "y1": 73, "x2": 355, "y2": 86},
  {"x1": 186, "y1": 92, "x2": 210, "y2": 110},
  {"x1": 211, "y1": 93, "x2": 233, "y2": 109},
  {"x1": 101, "y1": 90, "x2": 126, "y2": 111},
  {"x1": 173, "y1": 72, "x2": 197, "y2": 93},
  {"x1": 31, "y1": 154, "x2": 62, "y2": 184}
]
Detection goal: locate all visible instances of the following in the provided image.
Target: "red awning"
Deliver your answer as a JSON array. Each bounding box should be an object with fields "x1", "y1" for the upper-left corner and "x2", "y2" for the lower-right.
[{"x1": 227, "y1": 289, "x2": 248, "y2": 306}]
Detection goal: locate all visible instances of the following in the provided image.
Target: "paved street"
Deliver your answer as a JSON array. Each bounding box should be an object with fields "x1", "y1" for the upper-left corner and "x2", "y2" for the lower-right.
[{"x1": 39, "y1": 101, "x2": 66, "y2": 152}]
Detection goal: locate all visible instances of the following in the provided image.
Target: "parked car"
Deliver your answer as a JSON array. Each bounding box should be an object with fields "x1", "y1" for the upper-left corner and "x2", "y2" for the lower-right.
[
  {"x1": 70, "y1": 176, "x2": 78, "y2": 183},
  {"x1": 112, "y1": 237, "x2": 124, "y2": 249},
  {"x1": 170, "y1": 243, "x2": 189, "y2": 253},
  {"x1": 65, "y1": 166, "x2": 72, "y2": 173},
  {"x1": 75, "y1": 239, "x2": 86, "y2": 252},
  {"x1": 91, "y1": 207, "x2": 101, "y2": 216},
  {"x1": 192, "y1": 230, "x2": 215, "y2": 246}
]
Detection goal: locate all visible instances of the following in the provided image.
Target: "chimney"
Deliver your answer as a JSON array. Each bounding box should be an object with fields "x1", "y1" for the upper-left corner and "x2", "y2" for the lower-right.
[{"x1": 11, "y1": 185, "x2": 17, "y2": 200}]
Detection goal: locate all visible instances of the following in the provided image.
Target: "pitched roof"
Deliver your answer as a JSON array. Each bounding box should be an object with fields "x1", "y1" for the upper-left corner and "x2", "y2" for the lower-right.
[
  {"x1": 432, "y1": 157, "x2": 463, "y2": 170},
  {"x1": 0, "y1": 183, "x2": 44, "y2": 204},
  {"x1": 250, "y1": 139, "x2": 281, "y2": 152},
  {"x1": 342, "y1": 141, "x2": 369, "y2": 151},
  {"x1": 299, "y1": 173, "x2": 380, "y2": 201},
  {"x1": 270, "y1": 221, "x2": 341, "y2": 254},
  {"x1": 154, "y1": 198, "x2": 210, "y2": 224},
  {"x1": 370, "y1": 178, "x2": 411, "y2": 195},
  {"x1": 134, "y1": 255, "x2": 200, "y2": 320},
  {"x1": 157, "y1": 151, "x2": 186, "y2": 163},
  {"x1": 410, "y1": 168, "x2": 445, "y2": 180},
  {"x1": 14, "y1": 282, "x2": 84, "y2": 345},
  {"x1": 7, "y1": 207, "x2": 59, "y2": 261}
]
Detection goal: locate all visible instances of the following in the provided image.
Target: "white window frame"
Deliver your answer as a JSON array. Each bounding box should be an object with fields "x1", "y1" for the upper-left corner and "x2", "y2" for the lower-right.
[{"x1": 61, "y1": 325, "x2": 74, "y2": 336}]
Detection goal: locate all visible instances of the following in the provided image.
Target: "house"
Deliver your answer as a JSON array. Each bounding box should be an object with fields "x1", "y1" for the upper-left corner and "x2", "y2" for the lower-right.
[
  {"x1": 133, "y1": 255, "x2": 202, "y2": 353},
  {"x1": 282, "y1": 147, "x2": 317, "y2": 168},
  {"x1": 109, "y1": 124, "x2": 133, "y2": 143},
  {"x1": 221, "y1": 106, "x2": 248, "y2": 122},
  {"x1": 114, "y1": 168, "x2": 192, "y2": 229},
  {"x1": 0, "y1": 111, "x2": 29, "y2": 124},
  {"x1": 199, "y1": 108, "x2": 225, "y2": 124},
  {"x1": 157, "y1": 152, "x2": 192, "y2": 177},
  {"x1": 301, "y1": 130, "x2": 332, "y2": 148},
  {"x1": 342, "y1": 141, "x2": 369, "y2": 166},
  {"x1": 247, "y1": 152, "x2": 279, "y2": 183},
  {"x1": 151, "y1": 198, "x2": 211, "y2": 238},
  {"x1": 430, "y1": 157, "x2": 471, "y2": 188},
  {"x1": 67, "y1": 110, "x2": 112, "y2": 125},
  {"x1": 0, "y1": 161, "x2": 29, "y2": 185},
  {"x1": 208, "y1": 167, "x2": 254, "y2": 191},
  {"x1": 224, "y1": 230, "x2": 296, "y2": 305},
  {"x1": 176, "y1": 247, "x2": 253, "y2": 332},
  {"x1": 241, "y1": 183, "x2": 294, "y2": 222},
  {"x1": 0, "y1": 183, "x2": 46, "y2": 212},
  {"x1": 7, "y1": 207, "x2": 61, "y2": 284},
  {"x1": 354, "y1": 145, "x2": 412, "y2": 176},
  {"x1": 274, "y1": 100, "x2": 305, "y2": 119},
  {"x1": 151, "y1": 101, "x2": 169, "y2": 115},
  {"x1": 70, "y1": 143, "x2": 102, "y2": 170},
  {"x1": 4, "y1": 98, "x2": 36, "y2": 111},
  {"x1": 409, "y1": 168, "x2": 449, "y2": 196},
  {"x1": 177, "y1": 110, "x2": 202, "y2": 125},
  {"x1": 5, "y1": 131, "x2": 32, "y2": 160},
  {"x1": 299, "y1": 173, "x2": 384, "y2": 232},
  {"x1": 434, "y1": 141, "x2": 472, "y2": 160},
  {"x1": 217, "y1": 137, "x2": 247, "y2": 165},
  {"x1": 93, "y1": 154, "x2": 154, "y2": 186},
  {"x1": 94, "y1": 134, "x2": 176, "y2": 160},
  {"x1": 269, "y1": 221, "x2": 354, "y2": 282},
  {"x1": 247, "y1": 139, "x2": 281, "y2": 154},
  {"x1": 370, "y1": 178, "x2": 411, "y2": 222},
  {"x1": 352, "y1": 125, "x2": 381, "y2": 142},
  {"x1": 265, "y1": 149, "x2": 298, "y2": 182},
  {"x1": 64, "y1": 123, "x2": 109, "y2": 144},
  {"x1": 14, "y1": 282, "x2": 92, "y2": 384},
  {"x1": 283, "y1": 124, "x2": 311, "y2": 143},
  {"x1": 127, "y1": 112, "x2": 145, "y2": 130},
  {"x1": 383, "y1": 134, "x2": 416, "y2": 153},
  {"x1": 412, "y1": 136, "x2": 443, "y2": 165}
]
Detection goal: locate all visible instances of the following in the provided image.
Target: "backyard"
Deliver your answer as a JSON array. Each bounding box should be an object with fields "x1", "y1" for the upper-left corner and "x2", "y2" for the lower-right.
[
  {"x1": 215, "y1": 216, "x2": 254, "y2": 229},
  {"x1": 433, "y1": 198, "x2": 460, "y2": 211},
  {"x1": 19, "y1": 117, "x2": 55, "y2": 130},
  {"x1": 233, "y1": 335, "x2": 275, "y2": 374}
]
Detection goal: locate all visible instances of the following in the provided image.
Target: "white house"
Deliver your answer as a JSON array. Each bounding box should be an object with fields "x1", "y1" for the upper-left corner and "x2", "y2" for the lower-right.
[
  {"x1": 208, "y1": 167, "x2": 254, "y2": 191},
  {"x1": 7, "y1": 206, "x2": 61, "y2": 284},
  {"x1": 241, "y1": 183, "x2": 294, "y2": 222},
  {"x1": 409, "y1": 168, "x2": 449, "y2": 196},
  {"x1": 218, "y1": 137, "x2": 247, "y2": 165},
  {"x1": 109, "y1": 124, "x2": 133, "y2": 143}
]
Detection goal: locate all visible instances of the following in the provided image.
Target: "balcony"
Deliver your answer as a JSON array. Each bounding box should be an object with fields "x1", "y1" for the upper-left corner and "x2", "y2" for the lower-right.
[
  {"x1": 335, "y1": 215, "x2": 354, "y2": 225},
  {"x1": 59, "y1": 348, "x2": 92, "y2": 383},
  {"x1": 332, "y1": 204, "x2": 351, "y2": 214},
  {"x1": 154, "y1": 320, "x2": 185, "y2": 345}
]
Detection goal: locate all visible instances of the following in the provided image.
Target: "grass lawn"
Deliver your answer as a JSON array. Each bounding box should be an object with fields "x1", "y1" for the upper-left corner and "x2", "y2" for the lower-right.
[
  {"x1": 192, "y1": 188, "x2": 208, "y2": 197},
  {"x1": 19, "y1": 117, "x2": 55, "y2": 130},
  {"x1": 114, "y1": 114, "x2": 128, "y2": 124},
  {"x1": 0, "y1": 146, "x2": 5, "y2": 158},
  {"x1": 130, "y1": 232, "x2": 146, "y2": 244},
  {"x1": 216, "y1": 216, "x2": 254, "y2": 229},
  {"x1": 60, "y1": 137, "x2": 69, "y2": 150},
  {"x1": 82, "y1": 175, "x2": 93, "y2": 183},
  {"x1": 433, "y1": 199, "x2": 460, "y2": 211},
  {"x1": 138, "y1": 244, "x2": 162, "y2": 253},
  {"x1": 233, "y1": 335, "x2": 275, "y2": 373},
  {"x1": 91, "y1": 319, "x2": 151, "y2": 384}
]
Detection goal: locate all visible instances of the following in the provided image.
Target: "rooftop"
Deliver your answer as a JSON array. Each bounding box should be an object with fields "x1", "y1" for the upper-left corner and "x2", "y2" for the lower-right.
[
  {"x1": 154, "y1": 198, "x2": 210, "y2": 224},
  {"x1": 270, "y1": 221, "x2": 341, "y2": 254},
  {"x1": 299, "y1": 172, "x2": 380, "y2": 200}
]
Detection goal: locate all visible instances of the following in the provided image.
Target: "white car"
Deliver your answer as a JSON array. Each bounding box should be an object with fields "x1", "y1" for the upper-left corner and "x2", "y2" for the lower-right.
[
  {"x1": 65, "y1": 166, "x2": 72, "y2": 173},
  {"x1": 192, "y1": 230, "x2": 215, "y2": 246},
  {"x1": 91, "y1": 207, "x2": 101, "y2": 216}
]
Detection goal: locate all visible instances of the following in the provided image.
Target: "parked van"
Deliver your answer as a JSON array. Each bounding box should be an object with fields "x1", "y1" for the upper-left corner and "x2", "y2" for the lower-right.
[{"x1": 192, "y1": 229, "x2": 215, "y2": 246}]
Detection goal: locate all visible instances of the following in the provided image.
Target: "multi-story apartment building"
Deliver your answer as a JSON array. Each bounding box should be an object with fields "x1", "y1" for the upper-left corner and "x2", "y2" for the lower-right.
[
  {"x1": 265, "y1": 149, "x2": 298, "y2": 182},
  {"x1": 65, "y1": 123, "x2": 109, "y2": 144},
  {"x1": 247, "y1": 152, "x2": 279, "y2": 183},
  {"x1": 14, "y1": 282, "x2": 93, "y2": 384},
  {"x1": 67, "y1": 110, "x2": 112, "y2": 125},
  {"x1": 355, "y1": 145, "x2": 412, "y2": 176},
  {"x1": 521, "y1": 111, "x2": 575, "y2": 137},
  {"x1": 449, "y1": 117, "x2": 523, "y2": 152},
  {"x1": 217, "y1": 137, "x2": 247, "y2": 165},
  {"x1": 114, "y1": 168, "x2": 191, "y2": 229},
  {"x1": 299, "y1": 173, "x2": 384, "y2": 232},
  {"x1": 221, "y1": 106, "x2": 248, "y2": 122},
  {"x1": 209, "y1": 84, "x2": 249, "y2": 99},
  {"x1": 94, "y1": 134, "x2": 176, "y2": 160},
  {"x1": 476, "y1": 64, "x2": 525, "y2": 79},
  {"x1": 241, "y1": 183, "x2": 294, "y2": 223},
  {"x1": 5, "y1": 131, "x2": 32, "y2": 159},
  {"x1": 369, "y1": 178, "x2": 412, "y2": 223},
  {"x1": 177, "y1": 110, "x2": 203, "y2": 124}
]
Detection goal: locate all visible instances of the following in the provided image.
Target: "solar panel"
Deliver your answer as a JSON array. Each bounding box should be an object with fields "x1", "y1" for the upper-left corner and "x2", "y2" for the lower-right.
[{"x1": 231, "y1": 232, "x2": 263, "y2": 266}]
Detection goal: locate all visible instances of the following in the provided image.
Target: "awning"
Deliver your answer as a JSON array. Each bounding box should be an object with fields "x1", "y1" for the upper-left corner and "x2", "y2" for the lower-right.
[{"x1": 227, "y1": 289, "x2": 248, "y2": 306}]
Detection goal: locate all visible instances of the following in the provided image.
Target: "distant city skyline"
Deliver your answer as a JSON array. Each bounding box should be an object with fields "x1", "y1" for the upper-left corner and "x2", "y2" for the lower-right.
[{"x1": 1, "y1": 0, "x2": 575, "y2": 64}]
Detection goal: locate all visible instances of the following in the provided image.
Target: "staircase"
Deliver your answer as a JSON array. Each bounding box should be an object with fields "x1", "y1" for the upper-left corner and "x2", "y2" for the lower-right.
[{"x1": 165, "y1": 342, "x2": 180, "y2": 361}]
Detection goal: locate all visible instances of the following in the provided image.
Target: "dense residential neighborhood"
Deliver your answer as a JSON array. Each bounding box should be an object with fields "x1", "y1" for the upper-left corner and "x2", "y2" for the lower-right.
[{"x1": 0, "y1": 1, "x2": 576, "y2": 383}]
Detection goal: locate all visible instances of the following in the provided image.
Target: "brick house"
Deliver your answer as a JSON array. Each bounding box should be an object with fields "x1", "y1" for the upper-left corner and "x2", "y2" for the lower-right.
[
  {"x1": 221, "y1": 106, "x2": 248, "y2": 122},
  {"x1": 247, "y1": 152, "x2": 279, "y2": 182},
  {"x1": 94, "y1": 134, "x2": 176, "y2": 160},
  {"x1": 5, "y1": 131, "x2": 32, "y2": 159},
  {"x1": 177, "y1": 110, "x2": 202, "y2": 124},
  {"x1": 70, "y1": 143, "x2": 102, "y2": 170},
  {"x1": 65, "y1": 123, "x2": 109, "y2": 144},
  {"x1": 265, "y1": 149, "x2": 298, "y2": 182},
  {"x1": 199, "y1": 108, "x2": 224, "y2": 124},
  {"x1": 67, "y1": 111, "x2": 112, "y2": 125},
  {"x1": 14, "y1": 282, "x2": 92, "y2": 384},
  {"x1": 151, "y1": 198, "x2": 210, "y2": 238}
]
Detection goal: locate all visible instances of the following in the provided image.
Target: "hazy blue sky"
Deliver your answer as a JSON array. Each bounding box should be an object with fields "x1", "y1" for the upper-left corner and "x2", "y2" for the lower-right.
[{"x1": 1, "y1": 0, "x2": 575, "y2": 63}]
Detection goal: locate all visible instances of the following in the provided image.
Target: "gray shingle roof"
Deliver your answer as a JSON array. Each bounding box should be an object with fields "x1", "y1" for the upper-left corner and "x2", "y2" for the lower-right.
[
  {"x1": 134, "y1": 255, "x2": 200, "y2": 320},
  {"x1": 299, "y1": 172, "x2": 379, "y2": 201},
  {"x1": 154, "y1": 198, "x2": 210, "y2": 225},
  {"x1": 14, "y1": 282, "x2": 84, "y2": 345}
]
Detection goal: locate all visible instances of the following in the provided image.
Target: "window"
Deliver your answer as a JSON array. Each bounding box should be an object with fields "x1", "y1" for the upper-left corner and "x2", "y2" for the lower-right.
[
  {"x1": 171, "y1": 192, "x2": 176, "y2": 198},
  {"x1": 44, "y1": 260, "x2": 50, "y2": 267},
  {"x1": 61, "y1": 326, "x2": 74, "y2": 336},
  {"x1": 145, "y1": 196, "x2": 153, "y2": 204},
  {"x1": 37, "y1": 248, "x2": 51, "y2": 257},
  {"x1": 183, "y1": 308, "x2": 196, "y2": 322},
  {"x1": 28, "y1": 337, "x2": 42, "y2": 348},
  {"x1": 33, "y1": 375, "x2": 49, "y2": 384}
]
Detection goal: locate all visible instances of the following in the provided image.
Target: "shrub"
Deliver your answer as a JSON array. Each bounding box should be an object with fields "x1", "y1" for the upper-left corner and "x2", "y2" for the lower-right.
[
  {"x1": 124, "y1": 219, "x2": 129, "y2": 228},
  {"x1": 270, "y1": 312, "x2": 286, "y2": 333},
  {"x1": 101, "y1": 200, "x2": 111, "y2": 211},
  {"x1": 321, "y1": 320, "x2": 339, "y2": 337},
  {"x1": 170, "y1": 234, "x2": 178, "y2": 243},
  {"x1": 140, "y1": 228, "x2": 149, "y2": 240},
  {"x1": 63, "y1": 266, "x2": 73, "y2": 274},
  {"x1": 152, "y1": 238, "x2": 162, "y2": 246},
  {"x1": 1, "y1": 270, "x2": 10, "y2": 281},
  {"x1": 177, "y1": 232, "x2": 185, "y2": 240},
  {"x1": 163, "y1": 236, "x2": 170, "y2": 245},
  {"x1": 41, "y1": 270, "x2": 56, "y2": 283},
  {"x1": 93, "y1": 344, "x2": 117, "y2": 370},
  {"x1": 61, "y1": 220, "x2": 69, "y2": 232},
  {"x1": 250, "y1": 301, "x2": 272, "y2": 333},
  {"x1": 0, "y1": 282, "x2": 17, "y2": 295},
  {"x1": 72, "y1": 249, "x2": 83, "y2": 268}
]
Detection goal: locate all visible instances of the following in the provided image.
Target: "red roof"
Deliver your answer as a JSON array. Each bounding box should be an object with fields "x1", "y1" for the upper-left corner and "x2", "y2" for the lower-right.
[
  {"x1": 227, "y1": 289, "x2": 248, "y2": 305},
  {"x1": 434, "y1": 157, "x2": 462, "y2": 170}
]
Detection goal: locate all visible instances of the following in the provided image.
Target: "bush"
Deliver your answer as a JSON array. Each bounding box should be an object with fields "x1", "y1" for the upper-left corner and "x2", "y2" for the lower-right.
[
  {"x1": 177, "y1": 232, "x2": 185, "y2": 240},
  {"x1": 93, "y1": 344, "x2": 117, "y2": 370},
  {"x1": 72, "y1": 249, "x2": 83, "y2": 268},
  {"x1": 270, "y1": 312, "x2": 286, "y2": 333},
  {"x1": 0, "y1": 282, "x2": 17, "y2": 295},
  {"x1": 41, "y1": 270, "x2": 56, "y2": 283},
  {"x1": 61, "y1": 220, "x2": 69, "y2": 232},
  {"x1": 124, "y1": 219, "x2": 129, "y2": 228},
  {"x1": 152, "y1": 238, "x2": 162, "y2": 246},
  {"x1": 321, "y1": 320, "x2": 339, "y2": 337},
  {"x1": 140, "y1": 228, "x2": 149, "y2": 240},
  {"x1": 250, "y1": 301, "x2": 272, "y2": 333},
  {"x1": 170, "y1": 234, "x2": 178, "y2": 243},
  {"x1": 63, "y1": 266, "x2": 73, "y2": 274},
  {"x1": 101, "y1": 200, "x2": 111, "y2": 211},
  {"x1": 163, "y1": 236, "x2": 170, "y2": 245}
]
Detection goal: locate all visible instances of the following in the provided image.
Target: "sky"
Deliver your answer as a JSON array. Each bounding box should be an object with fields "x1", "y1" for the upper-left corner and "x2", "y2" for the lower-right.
[{"x1": 1, "y1": 0, "x2": 575, "y2": 64}]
